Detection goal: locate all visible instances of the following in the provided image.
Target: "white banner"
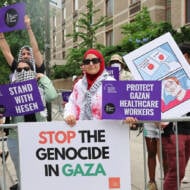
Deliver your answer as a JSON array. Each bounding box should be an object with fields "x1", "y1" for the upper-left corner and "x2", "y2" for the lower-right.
[
  {"x1": 123, "y1": 32, "x2": 190, "y2": 119},
  {"x1": 18, "y1": 120, "x2": 131, "y2": 190}
]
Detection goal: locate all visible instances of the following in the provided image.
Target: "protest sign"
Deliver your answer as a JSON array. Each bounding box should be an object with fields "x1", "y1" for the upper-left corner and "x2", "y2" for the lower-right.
[
  {"x1": 61, "y1": 90, "x2": 72, "y2": 102},
  {"x1": 18, "y1": 120, "x2": 131, "y2": 190},
  {"x1": 123, "y1": 32, "x2": 190, "y2": 119},
  {"x1": 0, "y1": 2, "x2": 26, "y2": 33},
  {"x1": 0, "y1": 79, "x2": 44, "y2": 116},
  {"x1": 102, "y1": 80, "x2": 161, "y2": 120},
  {"x1": 106, "y1": 67, "x2": 119, "y2": 80}
]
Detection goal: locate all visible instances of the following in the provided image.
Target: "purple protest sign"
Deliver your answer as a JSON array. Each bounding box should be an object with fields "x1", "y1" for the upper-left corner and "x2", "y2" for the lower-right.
[
  {"x1": 0, "y1": 2, "x2": 26, "y2": 33},
  {"x1": 62, "y1": 90, "x2": 72, "y2": 102},
  {"x1": 102, "y1": 80, "x2": 161, "y2": 121},
  {"x1": 106, "y1": 67, "x2": 119, "y2": 80},
  {"x1": 0, "y1": 79, "x2": 44, "y2": 117}
]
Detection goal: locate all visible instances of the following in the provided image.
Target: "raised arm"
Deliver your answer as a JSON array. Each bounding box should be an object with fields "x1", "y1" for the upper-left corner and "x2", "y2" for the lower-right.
[
  {"x1": 0, "y1": 33, "x2": 14, "y2": 66},
  {"x1": 24, "y1": 15, "x2": 43, "y2": 68}
]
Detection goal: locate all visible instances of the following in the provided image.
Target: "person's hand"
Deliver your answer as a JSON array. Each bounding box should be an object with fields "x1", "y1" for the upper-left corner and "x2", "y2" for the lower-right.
[
  {"x1": 123, "y1": 117, "x2": 138, "y2": 124},
  {"x1": 62, "y1": 101, "x2": 67, "y2": 108},
  {"x1": 64, "y1": 115, "x2": 77, "y2": 127},
  {"x1": 160, "y1": 122, "x2": 169, "y2": 129},
  {"x1": 0, "y1": 33, "x2": 5, "y2": 39},
  {"x1": 0, "y1": 114, "x2": 4, "y2": 124},
  {"x1": 24, "y1": 15, "x2": 31, "y2": 29},
  {"x1": 35, "y1": 73, "x2": 44, "y2": 80}
]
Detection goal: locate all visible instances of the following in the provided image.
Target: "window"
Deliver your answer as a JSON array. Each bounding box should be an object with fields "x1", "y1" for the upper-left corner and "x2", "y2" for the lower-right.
[
  {"x1": 73, "y1": 0, "x2": 78, "y2": 11},
  {"x1": 186, "y1": 0, "x2": 190, "y2": 23},
  {"x1": 73, "y1": 0, "x2": 78, "y2": 17},
  {"x1": 106, "y1": 30, "x2": 113, "y2": 46},
  {"x1": 130, "y1": 0, "x2": 139, "y2": 4},
  {"x1": 62, "y1": 29, "x2": 65, "y2": 47},
  {"x1": 62, "y1": 1, "x2": 66, "y2": 25},
  {"x1": 106, "y1": 0, "x2": 113, "y2": 17},
  {"x1": 165, "y1": 0, "x2": 171, "y2": 22},
  {"x1": 53, "y1": 15, "x2": 57, "y2": 28}
]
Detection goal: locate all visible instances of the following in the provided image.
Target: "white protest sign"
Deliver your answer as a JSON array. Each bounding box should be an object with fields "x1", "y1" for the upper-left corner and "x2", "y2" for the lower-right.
[
  {"x1": 18, "y1": 120, "x2": 131, "y2": 190},
  {"x1": 123, "y1": 32, "x2": 190, "y2": 119}
]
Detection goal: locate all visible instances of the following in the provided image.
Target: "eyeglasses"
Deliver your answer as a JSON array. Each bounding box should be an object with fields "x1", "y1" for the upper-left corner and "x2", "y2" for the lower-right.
[
  {"x1": 83, "y1": 58, "x2": 100, "y2": 65},
  {"x1": 16, "y1": 67, "x2": 30, "y2": 72},
  {"x1": 109, "y1": 60, "x2": 121, "y2": 64}
]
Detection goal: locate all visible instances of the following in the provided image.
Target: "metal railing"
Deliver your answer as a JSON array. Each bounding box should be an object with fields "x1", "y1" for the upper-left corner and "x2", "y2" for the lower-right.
[{"x1": 0, "y1": 117, "x2": 190, "y2": 190}]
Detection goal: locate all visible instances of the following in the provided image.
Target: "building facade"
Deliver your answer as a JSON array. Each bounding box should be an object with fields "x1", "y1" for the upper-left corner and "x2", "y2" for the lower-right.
[{"x1": 49, "y1": 0, "x2": 190, "y2": 66}]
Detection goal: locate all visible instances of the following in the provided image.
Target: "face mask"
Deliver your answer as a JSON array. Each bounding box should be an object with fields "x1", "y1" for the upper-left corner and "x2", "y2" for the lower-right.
[
  {"x1": 111, "y1": 63, "x2": 121, "y2": 71},
  {"x1": 15, "y1": 70, "x2": 36, "y2": 82}
]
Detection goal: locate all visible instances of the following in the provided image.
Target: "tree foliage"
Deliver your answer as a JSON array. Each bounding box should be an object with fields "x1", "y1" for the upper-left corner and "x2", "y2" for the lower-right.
[
  {"x1": 120, "y1": 7, "x2": 176, "y2": 53},
  {"x1": 67, "y1": 0, "x2": 112, "y2": 49},
  {"x1": 53, "y1": 0, "x2": 112, "y2": 79},
  {"x1": 0, "y1": 0, "x2": 46, "y2": 84},
  {"x1": 101, "y1": 7, "x2": 190, "y2": 64}
]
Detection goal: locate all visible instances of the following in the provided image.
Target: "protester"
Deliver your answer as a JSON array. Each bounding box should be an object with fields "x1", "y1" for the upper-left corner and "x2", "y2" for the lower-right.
[
  {"x1": 143, "y1": 123, "x2": 161, "y2": 190},
  {"x1": 63, "y1": 48, "x2": 116, "y2": 126},
  {"x1": 63, "y1": 49, "x2": 139, "y2": 127},
  {"x1": 0, "y1": 115, "x2": 18, "y2": 190},
  {"x1": 0, "y1": 15, "x2": 45, "y2": 77},
  {"x1": 108, "y1": 54, "x2": 133, "y2": 80},
  {"x1": 11, "y1": 59, "x2": 57, "y2": 123},
  {"x1": 108, "y1": 53, "x2": 140, "y2": 130},
  {"x1": 161, "y1": 42, "x2": 190, "y2": 190}
]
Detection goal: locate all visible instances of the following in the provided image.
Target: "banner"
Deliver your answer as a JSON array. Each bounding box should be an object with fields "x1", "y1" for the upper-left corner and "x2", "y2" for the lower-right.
[
  {"x1": 0, "y1": 2, "x2": 26, "y2": 33},
  {"x1": 123, "y1": 32, "x2": 190, "y2": 119},
  {"x1": 106, "y1": 67, "x2": 119, "y2": 80},
  {"x1": 18, "y1": 120, "x2": 131, "y2": 190},
  {"x1": 102, "y1": 80, "x2": 161, "y2": 120},
  {"x1": 61, "y1": 90, "x2": 72, "y2": 102},
  {"x1": 0, "y1": 79, "x2": 44, "y2": 116}
]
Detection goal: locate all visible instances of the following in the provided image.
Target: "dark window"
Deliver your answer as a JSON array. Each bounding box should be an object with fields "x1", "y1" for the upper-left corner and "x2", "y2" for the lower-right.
[
  {"x1": 186, "y1": 0, "x2": 190, "y2": 23},
  {"x1": 106, "y1": 0, "x2": 113, "y2": 17},
  {"x1": 166, "y1": 0, "x2": 171, "y2": 22},
  {"x1": 106, "y1": 30, "x2": 113, "y2": 46}
]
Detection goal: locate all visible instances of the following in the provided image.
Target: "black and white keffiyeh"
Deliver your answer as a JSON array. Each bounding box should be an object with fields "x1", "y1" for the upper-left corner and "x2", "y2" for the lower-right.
[{"x1": 15, "y1": 70, "x2": 36, "y2": 82}]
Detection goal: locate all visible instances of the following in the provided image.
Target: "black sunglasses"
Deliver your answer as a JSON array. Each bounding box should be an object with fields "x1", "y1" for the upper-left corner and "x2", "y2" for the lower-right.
[
  {"x1": 83, "y1": 58, "x2": 100, "y2": 65},
  {"x1": 109, "y1": 60, "x2": 121, "y2": 64},
  {"x1": 16, "y1": 67, "x2": 30, "y2": 72}
]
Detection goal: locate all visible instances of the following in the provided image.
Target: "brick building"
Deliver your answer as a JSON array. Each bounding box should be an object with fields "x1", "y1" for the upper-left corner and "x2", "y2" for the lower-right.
[{"x1": 49, "y1": 0, "x2": 190, "y2": 66}]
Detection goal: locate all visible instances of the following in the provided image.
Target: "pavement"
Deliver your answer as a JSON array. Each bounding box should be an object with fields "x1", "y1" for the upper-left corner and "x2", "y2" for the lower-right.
[
  {"x1": 4, "y1": 102, "x2": 190, "y2": 190},
  {"x1": 129, "y1": 129, "x2": 190, "y2": 190}
]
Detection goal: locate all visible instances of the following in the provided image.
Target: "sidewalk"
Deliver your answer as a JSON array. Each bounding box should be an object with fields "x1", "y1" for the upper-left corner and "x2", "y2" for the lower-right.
[{"x1": 129, "y1": 129, "x2": 190, "y2": 190}]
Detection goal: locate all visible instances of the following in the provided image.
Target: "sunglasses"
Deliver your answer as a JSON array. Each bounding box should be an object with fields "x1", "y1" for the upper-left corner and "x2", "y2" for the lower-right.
[
  {"x1": 83, "y1": 58, "x2": 100, "y2": 65},
  {"x1": 109, "y1": 60, "x2": 121, "y2": 64},
  {"x1": 16, "y1": 67, "x2": 30, "y2": 72}
]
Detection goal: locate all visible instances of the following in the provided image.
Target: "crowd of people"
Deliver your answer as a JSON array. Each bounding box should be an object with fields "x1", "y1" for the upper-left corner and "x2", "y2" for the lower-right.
[{"x1": 0, "y1": 10, "x2": 189, "y2": 190}]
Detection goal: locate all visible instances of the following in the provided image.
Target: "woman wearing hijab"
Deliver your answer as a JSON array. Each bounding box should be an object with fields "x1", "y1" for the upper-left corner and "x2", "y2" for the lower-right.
[
  {"x1": 63, "y1": 49, "x2": 115, "y2": 126},
  {"x1": 64, "y1": 48, "x2": 138, "y2": 127},
  {"x1": 12, "y1": 59, "x2": 57, "y2": 123}
]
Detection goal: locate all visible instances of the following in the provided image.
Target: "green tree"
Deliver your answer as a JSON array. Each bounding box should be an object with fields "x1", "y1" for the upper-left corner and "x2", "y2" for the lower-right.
[
  {"x1": 121, "y1": 7, "x2": 176, "y2": 53},
  {"x1": 67, "y1": 0, "x2": 112, "y2": 49},
  {"x1": 53, "y1": 0, "x2": 112, "y2": 79},
  {"x1": 0, "y1": 0, "x2": 46, "y2": 84}
]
